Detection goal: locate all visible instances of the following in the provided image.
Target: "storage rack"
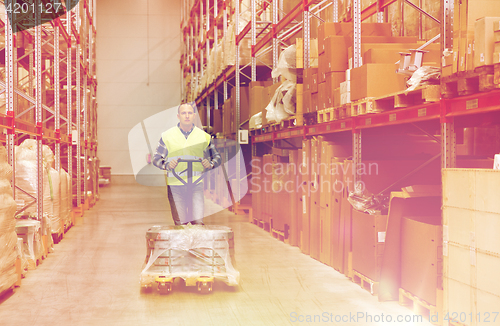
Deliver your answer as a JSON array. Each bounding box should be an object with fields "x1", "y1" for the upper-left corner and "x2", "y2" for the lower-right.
[
  {"x1": 1, "y1": 0, "x2": 98, "y2": 220},
  {"x1": 181, "y1": 0, "x2": 500, "y2": 208}
]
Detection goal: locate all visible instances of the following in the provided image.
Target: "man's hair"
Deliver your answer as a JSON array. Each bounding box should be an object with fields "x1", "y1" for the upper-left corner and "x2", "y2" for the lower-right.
[{"x1": 178, "y1": 102, "x2": 197, "y2": 113}]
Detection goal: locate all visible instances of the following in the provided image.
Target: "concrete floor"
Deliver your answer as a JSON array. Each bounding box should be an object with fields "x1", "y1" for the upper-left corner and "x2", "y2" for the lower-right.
[{"x1": 0, "y1": 183, "x2": 432, "y2": 326}]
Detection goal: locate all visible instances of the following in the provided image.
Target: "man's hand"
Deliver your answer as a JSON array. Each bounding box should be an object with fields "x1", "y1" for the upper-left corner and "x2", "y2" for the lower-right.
[
  {"x1": 201, "y1": 159, "x2": 212, "y2": 169},
  {"x1": 168, "y1": 158, "x2": 179, "y2": 170}
]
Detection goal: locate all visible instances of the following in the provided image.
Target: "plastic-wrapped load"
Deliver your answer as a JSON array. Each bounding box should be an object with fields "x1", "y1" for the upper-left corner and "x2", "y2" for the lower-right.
[
  {"x1": 265, "y1": 45, "x2": 298, "y2": 124},
  {"x1": 49, "y1": 168, "x2": 61, "y2": 232},
  {"x1": 14, "y1": 140, "x2": 61, "y2": 235},
  {"x1": 265, "y1": 80, "x2": 297, "y2": 124},
  {"x1": 16, "y1": 238, "x2": 28, "y2": 278},
  {"x1": 347, "y1": 182, "x2": 390, "y2": 215},
  {"x1": 271, "y1": 44, "x2": 297, "y2": 83},
  {"x1": 140, "y1": 225, "x2": 239, "y2": 287},
  {"x1": 15, "y1": 219, "x2": 43, "y2": 269},
  {"x1": 215, "y1": 42, "x2": 223, "y2": 77},
  {"x1": 406, "y1": 66, "x2": 441, "y2": 91},
  {"x1": 0, "y1": 144, "x2": 19, "y2": 294},
  {"x1": 0, "y1": 180, "x2": 18, "y2": 294},
  {"x1": 249, "y1": 111, "x2": 263, "y2": 130},
  {"x1": 224, "y1": 23, "x2": 236, "y2": 67},
  {"x1": 59, "y1": 169, "x2": 71, "y2": 230}
]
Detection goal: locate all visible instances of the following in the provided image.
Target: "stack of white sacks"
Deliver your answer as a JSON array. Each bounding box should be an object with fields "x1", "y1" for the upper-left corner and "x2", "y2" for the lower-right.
[
  {"x1": 15, "y1": 139, "x2": 71, "y2": 237},
  {"x1": 0, "y1": 145, "x2": 20, "y2": 294}
]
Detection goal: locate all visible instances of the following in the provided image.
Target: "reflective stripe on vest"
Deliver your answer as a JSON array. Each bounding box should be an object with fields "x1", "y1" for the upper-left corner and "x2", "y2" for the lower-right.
[{"x1": 162, "y1": 126, "x2": 211, "y2": 186}]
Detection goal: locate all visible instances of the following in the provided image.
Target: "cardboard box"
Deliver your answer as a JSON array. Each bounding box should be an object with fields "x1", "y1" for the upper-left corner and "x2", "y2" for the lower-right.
[
  {"x1": 474, "y1": 17, "x2": 500, "y2": 68},
  {"x1": 231, "y1": 86, "x2": 250, "y2": 131},
  {"x1": 271, "y1": 158, "x2": 290, "y2": 232},
  {"x1": 309, "y1": 137, "x2": 321, "y2": 261},
  {"x1": 325, "y1": 72, "x2": 345, "y2": 108},
  {"x1": 212, "y1": 109, "x2": 222, "y2": 134},
  {"x1": 262, "y1": 154, "x2": 273, "y2": 223},
  {"x1": 333, "y1": 87, "x2": 341, "y2": 107},
  {"x1": 319, "y1": 143, "x2": 333, "y2": 266},
  {"x1": 296, "y1": 38, "x2": 319, "y2": 68},
  {"x1": 330, "y1": 160, "x2": 344, "y2": 271},
  {"x1": 318, "y1": 22, "x2": 348, "y2": 54},
  {"x1": 324, "y1": 36, "x2": 349, "y2": 72},
  {"x1": 304, "y1": 68, "x2": 318, "y2": 92},
  {"x1": 288, "y1": 150, "x2": 300, "y2": 247},
  {"x1": 318, "y1": 82, "x2": 327, "y2": 110},
  {"x1": 303, "y1": 90, "x2": 312, "y2": 113},
  {"x1": 494, "y1": 51, "x2": 500, "y2": 64},
  {"x1": 352, "y1": 210, "x2": 388, "y2": 282},
  {"x1": 318, "y1": 53, "x2": 327, "y2": 83},
  {"x1": 251, "y1": 156, "x2": 263, "y2": 221},
  {"x1": 318, "y1": 22, "x2": 392, "y2": 54},
  {"x1": 250, "y1": 86, "x2": 266, "y2": 118},
  {"x1": 443, "y1": 169, "x2": 500, "y2": 323},
  {"x1": 222, "y1": 98, "x2": 232, "y2": 136},
  {"x1": 401, "y1": 216, "x2": 442, "y2": 306},
  {"x1": 300, "y1": 139, "x2": 311, "y2": 255},
  {"x1": 311, "y1": 73, "x2": 319, "y2": 93},
  {"x1": 363, "y1": 44, "x2": 441, "y2": 66},
  {"x1": 350, "y1": 64, "x2": 407, "y2": 102},
  {"x1": 340, "y1": 160, "x2": 354, "y2": 277},
  {"x1": 311, "y1": 92, "x2": 319, "y2": 112}
]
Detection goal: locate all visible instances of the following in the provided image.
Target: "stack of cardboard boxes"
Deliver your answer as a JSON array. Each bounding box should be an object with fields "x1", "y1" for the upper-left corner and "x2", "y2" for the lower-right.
[
  {"x1": 301, "y1": 22, "x2": 440, "y2": 115},
  {"x1": 443, "y1": 0, "x2": 500, "y2": 76},
  {"x1": 495, "y1": 20, "x2": 500, "y2": 64}
]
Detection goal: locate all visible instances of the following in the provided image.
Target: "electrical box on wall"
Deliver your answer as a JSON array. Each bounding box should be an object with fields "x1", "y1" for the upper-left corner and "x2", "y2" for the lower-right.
[{"x1": 239, "y1": 130, "x2": 248, "y2": 144}]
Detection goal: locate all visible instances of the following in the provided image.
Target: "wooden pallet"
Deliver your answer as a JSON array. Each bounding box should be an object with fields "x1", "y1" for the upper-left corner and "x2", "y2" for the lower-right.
[
  {"x1": 271, "y1": 227, "x2": 287, "y2": 243},
  {"x1": 252, "y1": 217, "x2": 270, "y2": 232},
  {"x1": 399, "y1": 288, "x2": 440, "y2": 325},
  {"x1": 365, "y1": 84, "x2": 441, "y2": 112},
  {"x1": 442, "y1": 66, "x2": 495, "y2": 98},
  {"x1": 351, "y1": 98, "x2": 375, "y2": 116},
  {"x1": 338, "y1": 104, "x2": 351, "y2": 120},
  {"x1": 317, "y1": 108, "x2": 337, "y2": 123},
  {"x1": 250, "y1": 128, "x2": 263, "y2": 136},
  {"x1": 303, "y1": 112, "x2": 317, "y2": 125},
  {"x1": 352, "y1": 270, "x2": 379, "y2": 296}
]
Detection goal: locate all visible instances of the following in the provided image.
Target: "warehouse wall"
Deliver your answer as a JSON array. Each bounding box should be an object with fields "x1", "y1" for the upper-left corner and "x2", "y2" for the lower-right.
[{"x1": 96, "y1": 0, "x2": 182, "y2": 177}]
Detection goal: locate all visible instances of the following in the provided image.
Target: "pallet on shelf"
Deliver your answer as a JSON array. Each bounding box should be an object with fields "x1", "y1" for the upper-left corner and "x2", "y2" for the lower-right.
[
  {"x1": 399, "y1": 288, "x2": 441, "y2": 325},
  {"x1": 317, "y1": 108, "x2": 336, "y2": 123},
  {"x1": 338, "y1": 104, "x2": 351, "y2": 120},
  {"x1": 352, "y1": 270, "x2": 379, "y2": 296},
  {"x1": 351, "y1": 97, "x2": 375, "y2": 116},
  {"x1": 365, "y1": 84, "x2": 441, "y2": 112},
  {"x1": 441, "y1": 66, "x2": 495, "y2": 98}
]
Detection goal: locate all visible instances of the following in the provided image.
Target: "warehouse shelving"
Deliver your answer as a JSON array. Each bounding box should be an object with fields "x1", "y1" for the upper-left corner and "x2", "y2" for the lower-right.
[{"x1": 0, "y1": 0, "x2": 98, "y2": 221}]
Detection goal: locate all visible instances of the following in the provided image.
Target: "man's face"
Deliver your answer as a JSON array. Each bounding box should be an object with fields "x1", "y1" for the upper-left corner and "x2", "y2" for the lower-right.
[{"x1": 177, "y1": 104, "x2": 195, "y2": 128}]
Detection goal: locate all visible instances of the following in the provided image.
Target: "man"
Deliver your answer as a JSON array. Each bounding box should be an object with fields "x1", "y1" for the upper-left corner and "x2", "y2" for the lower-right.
[{"x1": 152, "y1": 102, "x2": 221, "y2": 225}]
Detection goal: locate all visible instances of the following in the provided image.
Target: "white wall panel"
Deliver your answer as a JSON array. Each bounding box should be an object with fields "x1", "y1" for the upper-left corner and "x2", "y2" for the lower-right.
[{"x1": 97, "y1": 0, "x2": 181, "y2": 176}]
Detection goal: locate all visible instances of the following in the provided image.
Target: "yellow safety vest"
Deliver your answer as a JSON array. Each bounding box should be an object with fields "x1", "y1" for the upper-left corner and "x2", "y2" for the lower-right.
[{"x1": 162, "y1": 126, "x2": 211, "y2": 185}]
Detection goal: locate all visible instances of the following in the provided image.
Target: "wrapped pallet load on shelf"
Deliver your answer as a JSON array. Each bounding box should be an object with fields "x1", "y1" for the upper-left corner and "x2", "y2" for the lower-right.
[
  {"x1": 265, "y1": 44, "x2": 297, "y2": 124},
  {"x1": 16, "y1": 237, "x2": 27, "y2": 278},
  {"x1": 15, "y1": 140, "x2": 61, "y2": 237},
  {"x1": 15, "y1": 219, "x2": 43, "y2": 269},
  {"x1": 59, "y1": 169, "x2": 71, "y2": 230},
  {"x1": 0, "y1": 145, "x2": 19, "y2": 294}
]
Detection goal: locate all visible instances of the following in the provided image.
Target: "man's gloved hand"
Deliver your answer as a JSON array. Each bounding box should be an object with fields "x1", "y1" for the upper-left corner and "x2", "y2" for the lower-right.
[
  {"x1": 168, "y1": 158, "x2": 179, "y2": 170},
  {"x1": 201, "y1": 159, "x2": 212, "y2": 169}
]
